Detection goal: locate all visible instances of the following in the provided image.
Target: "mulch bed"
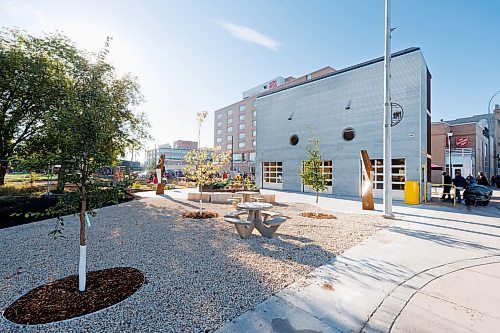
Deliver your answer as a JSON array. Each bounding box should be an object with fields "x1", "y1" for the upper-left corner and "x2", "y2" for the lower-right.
[
  {"x1": 182, "y1": 211, "x2": 219, "y2": 219},
  {"x1": 299, "y1": 212, "x2": 337, "y2": 219},
  {"x1": 3, "y1": 267, "x2": 144, "y2": 325}
]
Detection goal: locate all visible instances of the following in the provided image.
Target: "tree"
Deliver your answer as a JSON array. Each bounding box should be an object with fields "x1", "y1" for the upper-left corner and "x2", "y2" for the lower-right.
[
  {"x1": 0, "y1": 29, "x2": 68, "y2": 185},
  {"x1": 184, "y1": 149, "x2": 229, "y2": 214},
  {"x1": 300, "y1": 134, "x2": 327, "y2": 217},
  {"x1": 18, "y1": 32, "x2": 149, "y2": 291}
]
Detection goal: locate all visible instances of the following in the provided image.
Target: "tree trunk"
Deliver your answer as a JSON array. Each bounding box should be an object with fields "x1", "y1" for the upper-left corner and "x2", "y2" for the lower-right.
[
  {"x1": 56, "y1": 171, "x2": 66, "y2": 193},
  {"x1": 0, "y1": 160, "x2": 7, "y2": 186},
  {"x1": 315, "y1": 193, "x2": 319, "y2": 217},
  {"x1": 199, "y1": 189, "x2": 203, "y2": 214},
  {"x1": 78, "y1": 184, "x2": 87, "y2": 292}
]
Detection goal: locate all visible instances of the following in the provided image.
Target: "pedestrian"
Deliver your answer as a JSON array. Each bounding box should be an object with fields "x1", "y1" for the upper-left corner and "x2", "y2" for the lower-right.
[
  {"x1": 477, "y1": 172, "x2": 489, "y2": 186},
  {"x1": 441, "y1": 172, "x2": 452, "y2": 201},
  {"x1": 452, "y1": 170, "x2": 467, "y2": 204},
  {"x1": 466, "y1": 174, "x2": 476, "y2": 187}
]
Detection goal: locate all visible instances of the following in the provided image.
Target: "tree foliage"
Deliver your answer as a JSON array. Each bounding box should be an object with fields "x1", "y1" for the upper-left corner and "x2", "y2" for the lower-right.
[
  {"x1": 0, "y1": 28, "x2": 68, "y2": 185},
  {"x1": 300, "y1": 133, "x2": 327, "y2": 216}
]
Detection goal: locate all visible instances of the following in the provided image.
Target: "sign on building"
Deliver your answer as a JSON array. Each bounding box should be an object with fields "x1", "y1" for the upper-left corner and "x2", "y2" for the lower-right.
[{"x1": 456, "y1": 136, "x2": 469, "y2": 148}]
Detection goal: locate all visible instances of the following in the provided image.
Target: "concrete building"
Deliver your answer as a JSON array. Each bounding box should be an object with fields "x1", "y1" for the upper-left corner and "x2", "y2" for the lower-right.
[
  {"x1": 145, "y1": 140, "x2": 198, "y2": 171},
  {"x1": 256, "y1": 47, "x2": 431, "y2": 200},
  {"x1": 213, "y1": 67, "x2": 335, "y2": 173}
]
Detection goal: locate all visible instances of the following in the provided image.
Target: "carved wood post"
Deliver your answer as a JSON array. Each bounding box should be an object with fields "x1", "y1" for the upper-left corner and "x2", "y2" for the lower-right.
[{"x1": 360, "y1": 150, "x2": 374, "y2": 210}]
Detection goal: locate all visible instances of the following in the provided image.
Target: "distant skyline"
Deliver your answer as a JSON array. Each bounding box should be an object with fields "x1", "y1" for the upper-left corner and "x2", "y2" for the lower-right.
[{"x1": 2, "y1": 0, "x2": 500, "y2": 161}]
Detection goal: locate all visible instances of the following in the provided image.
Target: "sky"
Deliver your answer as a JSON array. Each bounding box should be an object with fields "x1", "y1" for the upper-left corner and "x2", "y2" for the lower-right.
[{"x1": 1, "y1": 0, "x2": 500, "y2": 161}]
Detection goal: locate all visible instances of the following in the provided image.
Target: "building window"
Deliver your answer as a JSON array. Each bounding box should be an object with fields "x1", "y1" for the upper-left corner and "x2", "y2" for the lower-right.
[
  {"x1": 252, "y1": 120, "x2": 256, "y2": 127},
  {"x1": 217, "y1": 113, "x2": 222, "y2": 119},
  {"x1": 239, "y1": 132, "x2": 245, "y2": 139},
  {"x1": 227, "y1": 109, "x2": 233, "y2": 116},
  {"x1": 252, "y1": 140, "x2": 256, "y2": 147},
  {"x1": 342, "y1": 128, "x2": 355, "y2": 141},
  {"x1": 369, "y1": 159, "x2": 406, "y2": 190},
  {"x1": 306, "y1": 74, "x2": 312, "y2": 80},
  {"x1": 239, "y1": 105, "x2": 246, "y2": 112},
  {"x1": 216, "y1": 137, "x2": 222, "y2": 143},
  {"x1": 227, "y1": 118, "x2": 233, "y2": 125},
  {"x1": 239, "y1": 123, "x2": 246, "y2": 130},
  {"x1": 239, "y1": 114, "x2": 246, "y2": 121},
  {"x1": 249, "y1": 152, "x2": 256, "y2": 161},
  {"x1": 263, "y1": 162, "x2": 283, "y2": 183},
  {"x1": 227, "y1": 126, "x2": 232, "y2": 133},
  {"x1": 238, "y1": 142, "x2": 245, "y2": 148},
  {"x1": 252, "y1": 130, "x2": 256, "y2": 137},
  {"x1": 227, "y1": 135, "x2": 232, "y2": 141},
  {"x1": 217, "y1": 121, "x2": 221, "y2": 128},
  {"x1": 216, "y1": 129, "x2": 221, "y2": 135},
  {"x1": 253, "y1": 110, "x2": 256, "y2": 117},
  {"x1": 252, "y1": 100, "x2": 257, "y2": 108},
  {"x1": 226, "y1": 144, "x2": 232, "y2": 150},
  {"x1": 290, "y1": 134, "x2": 299, "y2": 146}
]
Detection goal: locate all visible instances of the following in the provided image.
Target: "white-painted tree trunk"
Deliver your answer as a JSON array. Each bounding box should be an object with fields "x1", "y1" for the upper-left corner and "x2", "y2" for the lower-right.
[
  {"x1": 199, "y1": 199, "x2": 202, "y2": 214},
  {"x1": 79, "y1": 245, "x2": 87, "y2": 291}
]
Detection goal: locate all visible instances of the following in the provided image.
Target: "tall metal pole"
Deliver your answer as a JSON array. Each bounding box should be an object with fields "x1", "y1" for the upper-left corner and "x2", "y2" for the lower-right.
[
  {"x1": 230, "y1": 135, "x2": 234, "y2": 172},
  {"x1": 448, "y1": 135, "x2": 452, "y2": 175},
  {"x1": 383, "y1": 0, "x2": 393, "y2": 217},
  {"x1": 487, "y1": 90, "x2": 500, "y2": 179}
]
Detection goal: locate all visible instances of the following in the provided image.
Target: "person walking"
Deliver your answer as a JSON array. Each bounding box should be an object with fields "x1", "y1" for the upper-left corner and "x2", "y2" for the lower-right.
[
  {"x1": 452, "y1": 170, "x2": 467, "y2": 204},
  {"x1": 477, "y1": 172, "x2": 489, "y2": 186},
  {"x1": 441, "y1": 171, "x2": 452, "y2": 201}
]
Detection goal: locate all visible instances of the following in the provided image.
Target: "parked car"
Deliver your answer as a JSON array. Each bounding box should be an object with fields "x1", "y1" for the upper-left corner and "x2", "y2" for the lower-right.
[{"x1": 463, "y1": 185, "x2": 493, "y2": 206}]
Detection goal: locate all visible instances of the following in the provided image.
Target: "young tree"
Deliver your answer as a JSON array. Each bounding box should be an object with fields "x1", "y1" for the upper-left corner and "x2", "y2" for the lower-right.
[
  {"x1": 184, "y1": 149, "x2": 229, "y2": 214},
  {"x1": 21, "y1": 33, "x2": 149, "y2": 291},
  {"x1": 300, "y1": 134, "x2": 327, "y2": 217}
]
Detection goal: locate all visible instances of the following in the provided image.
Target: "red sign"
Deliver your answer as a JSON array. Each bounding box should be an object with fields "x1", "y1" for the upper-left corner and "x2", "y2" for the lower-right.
[
  {"x1": 456, "y1": 136, "x2": 469, "y2": 148},
  {"x1": 268, "y1": 80, "x2": 277, "y2": 89}
]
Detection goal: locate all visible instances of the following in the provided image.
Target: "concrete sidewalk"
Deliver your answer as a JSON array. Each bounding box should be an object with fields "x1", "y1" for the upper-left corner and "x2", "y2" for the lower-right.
[{"x1": 214, "y1": 189, "x2": 500, "y2": 333}]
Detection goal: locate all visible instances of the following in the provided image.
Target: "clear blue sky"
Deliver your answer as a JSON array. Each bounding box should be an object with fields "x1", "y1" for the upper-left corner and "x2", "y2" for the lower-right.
[{"x1": 1, "y1": 0, "x2": 499, "y2": 158}]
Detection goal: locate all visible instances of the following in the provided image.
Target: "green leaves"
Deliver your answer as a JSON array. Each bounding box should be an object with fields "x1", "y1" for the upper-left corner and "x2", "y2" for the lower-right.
[{"x1": 300, "y1": 133, "x2": 328, "y2": 195}]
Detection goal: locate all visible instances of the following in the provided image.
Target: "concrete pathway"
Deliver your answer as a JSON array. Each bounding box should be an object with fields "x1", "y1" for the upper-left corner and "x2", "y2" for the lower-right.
[{"x1": 205, "y1": 188, "x2": 500, "y2": 333}]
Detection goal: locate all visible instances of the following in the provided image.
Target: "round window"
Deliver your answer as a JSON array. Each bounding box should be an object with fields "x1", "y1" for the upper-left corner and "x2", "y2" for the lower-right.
[
  {"x1": 290, "y1": 134, "x2": 299, "y2": 146},
  {"x1": 342, "y1": 128, "x2": 355, "y2": 141}
]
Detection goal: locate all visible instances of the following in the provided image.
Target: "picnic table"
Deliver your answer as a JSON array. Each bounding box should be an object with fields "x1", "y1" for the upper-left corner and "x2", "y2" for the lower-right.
[
  {"x1": 235, "y1": 191, "x2": 260, "y2": 203},
  {"x1": 223, "y1": 202, "x2": 287, "y2": 238}
]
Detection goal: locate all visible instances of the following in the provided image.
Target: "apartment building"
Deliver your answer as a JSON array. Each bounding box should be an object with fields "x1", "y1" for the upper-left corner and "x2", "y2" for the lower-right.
[
  {"x1": 213, "y1": 67, "x2": 335, "y2": 173},
  {"x1": 145, "y1": 140, "x2": 198, "y2": 171}
]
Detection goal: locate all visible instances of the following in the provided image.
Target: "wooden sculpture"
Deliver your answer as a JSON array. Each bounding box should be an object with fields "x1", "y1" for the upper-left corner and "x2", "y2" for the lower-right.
[
  {"x1": 360, "y1": 150, "x2": 374, "y2": 210},
  {"x1": 155, "y1": 154, "x2": 165, "y2": 195}
]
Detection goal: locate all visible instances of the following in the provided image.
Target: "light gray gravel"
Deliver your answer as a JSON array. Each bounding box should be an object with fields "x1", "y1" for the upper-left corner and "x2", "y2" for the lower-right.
[{"x1": 0, "y1": 196, "x2": 389, "y2": 332}]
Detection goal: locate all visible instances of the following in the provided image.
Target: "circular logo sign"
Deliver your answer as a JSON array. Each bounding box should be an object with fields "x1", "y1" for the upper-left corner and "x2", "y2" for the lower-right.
[{"x1": 391, "y1": 102, "x2": 404, "y2": 127}]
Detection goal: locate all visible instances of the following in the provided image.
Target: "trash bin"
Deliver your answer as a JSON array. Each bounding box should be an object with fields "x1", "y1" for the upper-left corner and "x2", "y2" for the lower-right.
[{"x1": 404, "y1": 181, "x2": 420, "y2": 204}]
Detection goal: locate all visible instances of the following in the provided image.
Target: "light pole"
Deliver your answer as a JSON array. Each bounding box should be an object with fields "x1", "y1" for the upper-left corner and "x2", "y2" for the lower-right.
[
  {"x1": 382, "y1": 0, "x2": 393, "y2": 218},
  {"x1": 487, "y1": 90, "x2": 500, "y2": 179},
  {"x1": 230, "y1": 135, "x2": 234, "y2": 172},
  {"x1": 447, "y1": 131, "x2": 453, "y2": 175}
]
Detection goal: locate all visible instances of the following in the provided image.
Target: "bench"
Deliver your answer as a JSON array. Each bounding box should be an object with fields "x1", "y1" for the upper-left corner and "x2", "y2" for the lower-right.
[
  {"x1": 251, "y1": 196, "x2": 264, "y2": 202},
  {"x1": 224, "y1": 210, "x2": 246, "y2": 218},
  {"x1": 261, "y1": 210, "x2": 285, "y2": 222},
  {"x1": 224, "y1": 217, "x2": 254, "y2": 239},
  {"x1": 257, "y1": 216, "x2": 288, "y2": 238}
]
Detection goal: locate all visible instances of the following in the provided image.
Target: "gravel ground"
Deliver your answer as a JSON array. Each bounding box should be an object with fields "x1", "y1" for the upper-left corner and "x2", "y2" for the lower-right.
[{"x1": 0, "y1": 196, "x2": 389, "y2": 333}]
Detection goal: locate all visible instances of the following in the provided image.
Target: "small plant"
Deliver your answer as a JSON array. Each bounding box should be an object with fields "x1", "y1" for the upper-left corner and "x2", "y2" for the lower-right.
[{"x1": 132, "y1": 182, "x2": 142, "y2": 189}]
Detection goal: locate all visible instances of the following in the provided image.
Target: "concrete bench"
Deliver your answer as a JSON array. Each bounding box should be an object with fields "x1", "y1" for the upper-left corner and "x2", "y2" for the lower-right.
[
  {"x1": 224, "y1": 210, "x2": 246, "y2": 218},
  {"x1": 251, "y1": 196, "x2": 264, "y2": 202},
  {"x1": 257, "y1": 216, "x2": 288, "y2": 238},
  {"x1": 261, "y1": 210, "x2": 285, "y2": 222},
  {"x1": 187, "y1": 192, "x2": 210, "y2": 202},
  {"x1": 224, "y1": 217, "x2": 254, "y2": 239}
]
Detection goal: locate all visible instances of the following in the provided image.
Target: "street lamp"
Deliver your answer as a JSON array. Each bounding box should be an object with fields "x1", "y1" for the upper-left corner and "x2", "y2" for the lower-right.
[
  {"x1": 487, "y1": 90, "x2": 500, "y2": 179},
  {"x1": 447, "y1": 131, "x2": 453, "y2": 175}
]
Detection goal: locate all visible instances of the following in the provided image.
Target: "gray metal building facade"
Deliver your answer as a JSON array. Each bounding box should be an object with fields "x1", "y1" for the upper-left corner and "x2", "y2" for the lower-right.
[{"x1": 255, "y1": 48, "x2": 431, "y2": 200}]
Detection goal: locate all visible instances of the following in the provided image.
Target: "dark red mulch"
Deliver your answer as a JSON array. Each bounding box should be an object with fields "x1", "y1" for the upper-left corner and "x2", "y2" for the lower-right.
[
  {"x1": 299, "y1": 212, "x2": 337, "y2": 219},
  {"x1": 3, "y1": 267, "x2": 144, "y2": 325},
  {"x1": 182, "y1": 211, "x2": 219, "y2": 219}
]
